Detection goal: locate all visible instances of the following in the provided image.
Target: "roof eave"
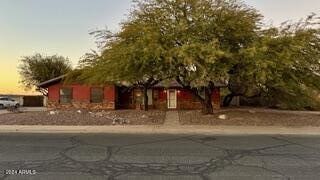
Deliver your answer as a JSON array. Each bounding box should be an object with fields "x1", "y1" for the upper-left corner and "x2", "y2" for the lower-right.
[{"x1": 37, "y1": 75, "x2": 66, "y2": 88}]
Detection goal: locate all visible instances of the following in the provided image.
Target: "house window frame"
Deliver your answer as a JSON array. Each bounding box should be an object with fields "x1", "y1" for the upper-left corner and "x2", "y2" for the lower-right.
[
  {"x1": 90, "y1": 87, "x2": 104, "y2": 103},
  {"x1": 153, "y1": 89, "x2": 159, "y2": 100},
  {"x1": 141, "y1": 89, "x2": 153, "y2": 105},
  {"x1": 59, "y1": 87, "x2": 73, "y2": 104}
]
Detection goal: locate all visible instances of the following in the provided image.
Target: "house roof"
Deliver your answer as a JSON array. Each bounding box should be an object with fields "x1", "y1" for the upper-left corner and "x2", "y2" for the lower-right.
[
  {"x1": 154, "y1": 80, "x2": 182, "y2": 88},
  {"x1": 212, "y1": 81, "x2": 227, "y2": 87},
  {"x1": 38, "y1": 75, "x2": 66, "y2": 88},
  {"x1": 38, "y1": 75, "x2": 227, "y2": 89},
  {"x1": 154, "y1": 80, "x2": 227, "y2": 88}
]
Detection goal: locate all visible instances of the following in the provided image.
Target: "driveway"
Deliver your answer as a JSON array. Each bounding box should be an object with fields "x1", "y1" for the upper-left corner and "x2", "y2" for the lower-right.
[
  {"x1": 0, "y1": 109, "x2": 9, "y2": 115},
  {"x1": 0, "y1": 107, "x2": 47, "y2": 115},
  {"x1": 0, "y1": 133, "x2": 320, "y2": 180},
  {"x1": 19, "y1": 107, "x2": 47, "y2": 112}
]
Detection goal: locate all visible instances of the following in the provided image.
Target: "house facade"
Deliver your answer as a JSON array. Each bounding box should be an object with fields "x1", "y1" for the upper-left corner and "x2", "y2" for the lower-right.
[{"x1": 39, "y1": 76, "x2": 224, "y2": 110}]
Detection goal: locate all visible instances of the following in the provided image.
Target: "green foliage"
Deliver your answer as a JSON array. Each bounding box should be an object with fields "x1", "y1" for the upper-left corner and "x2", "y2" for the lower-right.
[
  {"x1": 230, "y1": 15, "x2": 320, "y2": 110},
  {"x1": 129, "y1": 0, "x2": 263, "y2": 113},
  {"x1": 78, "y1": 50, "x2": 100, "y2": 69},
  {"x1": 132, "y1": 0, "x2": 262, "y2": 87},
  {"x1": 75, "y1": 21, "x2": 169, "y2": 87},
  {"x1": 75, "y1": 0, "x2": 320, "y2": 111},
  {"x1": 18, "y1": 53, "x2": 72, "y2": 95}
]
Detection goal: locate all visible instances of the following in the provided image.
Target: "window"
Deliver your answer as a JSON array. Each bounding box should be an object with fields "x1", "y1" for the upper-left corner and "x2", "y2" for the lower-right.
[
  {"x1": 199, "y1": 89, "x2": 205, "y2": 99},
  {"x1": 153, "y1": 90, "x2": 159, "y2": 100},
  {"x1": 192, "y1": 88, "x2": 205, "y2": 102},
  {"x1": 91, "y1": 87, "x2": 104, "y2": 103},
  {"x1": 142, "y1": 89, "x2": 153, "y2": 105},
  {"x1": 147, "y1": 89, "x2": 153, "y2": 105},
  {"x1": 60, "y1": 88, "x2": 72, "y2": 104}
]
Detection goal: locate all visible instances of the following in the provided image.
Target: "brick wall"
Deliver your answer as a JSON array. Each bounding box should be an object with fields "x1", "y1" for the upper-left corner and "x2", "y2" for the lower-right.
[
  {"x1": 47, "y1": 100, "x2": 115, "y2": 110},
  {"x1": 47, "y1": 84, "x2": 221, "y2": 110},
  {"x1": 47, "y1": 83, "x2": 116, "y2": 110},
  {"x1": 212, "y1": 88, "x2": 221, "y2": 110},
  {"x1": 153, "y1": 88, "x2": 167, "y2": 110},
  {"x1": 177, "y1": 88, "x2": 221, "y2": 110},
  {"x1": 153, "y1": 88, "x2": 221, "y2": 110}
]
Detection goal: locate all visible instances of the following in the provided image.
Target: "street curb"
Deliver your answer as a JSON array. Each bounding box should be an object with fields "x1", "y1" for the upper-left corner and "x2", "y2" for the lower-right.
[{"x1": 0, "y1": 125, "x2": 320, "y2": 135}]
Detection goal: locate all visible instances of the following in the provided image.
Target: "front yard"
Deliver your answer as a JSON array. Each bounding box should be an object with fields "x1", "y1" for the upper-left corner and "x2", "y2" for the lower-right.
[
  {"x1": 0, "y1": 108, "x2": 319, "y2": 127},
  {"x1": 179, "y1": 109, "x2": 320, "y2": 127},
  {"x1": 0, "y1": 110, "x2": 166, "y2": 126}
]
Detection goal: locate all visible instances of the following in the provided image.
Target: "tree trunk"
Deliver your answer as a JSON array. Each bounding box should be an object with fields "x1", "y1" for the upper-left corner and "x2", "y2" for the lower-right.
[
  {"x1": 223, "y1": 93, "x2": 234, "y2": 107},
  {"x1": 201, "y1": 88, "x2": 214, "y2": 114},
  {"x1": 143, "y1": 86, "x2": 149, "y2": 111},
  {"x1": 38, "y1": 88, "x2": 48, "y2": 97},
  {"x1": 175, "y1": 77, "x2": 215, "y2": 114},
  {"x1": 201, "y1": 99, "x2": 214, "y2": 114}
]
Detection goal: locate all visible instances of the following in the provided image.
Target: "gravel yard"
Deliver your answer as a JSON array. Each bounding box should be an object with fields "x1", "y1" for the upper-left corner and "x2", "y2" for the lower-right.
[
  {"x1": 0, "y1": 110, "x2": 166, "y2": 126},
  {"x1": 1, "y1": 108, "x2": 319, "y2": 127},
  {"x1": 179, "y1": 109, "x2": 320, "y2": 127}
]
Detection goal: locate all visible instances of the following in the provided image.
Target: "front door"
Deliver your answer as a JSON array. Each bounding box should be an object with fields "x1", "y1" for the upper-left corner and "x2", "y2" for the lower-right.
[{"x1": 167, "y1": 89, "x2": 177, "y2": 109}]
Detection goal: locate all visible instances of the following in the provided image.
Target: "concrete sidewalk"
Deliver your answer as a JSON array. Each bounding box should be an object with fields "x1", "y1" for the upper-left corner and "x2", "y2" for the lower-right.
[
  {"x1": 164, "y1": 111, "x2": 180, "y2": 126},
  {"x1": 221, "y1": 107, "x2": 320, "y2": 115},
  {"x1": 0, "y1": 125, "x2": 320, "y2": 135}
]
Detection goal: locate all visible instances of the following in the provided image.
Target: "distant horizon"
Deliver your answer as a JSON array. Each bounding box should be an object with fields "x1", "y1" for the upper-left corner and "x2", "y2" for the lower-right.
[{"x1": 1, "y1": 0, "x2": 320, "y2": 95}]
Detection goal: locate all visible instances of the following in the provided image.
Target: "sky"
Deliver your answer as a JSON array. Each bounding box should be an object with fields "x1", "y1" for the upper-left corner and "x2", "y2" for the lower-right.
[{"x1": 0, "y1": 0, "x2": 319, "y2": 95}]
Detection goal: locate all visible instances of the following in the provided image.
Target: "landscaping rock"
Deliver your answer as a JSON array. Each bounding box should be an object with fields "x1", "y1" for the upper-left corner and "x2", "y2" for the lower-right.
[
  {"x1": 0, "y1": 110, "x2": 165, "y2": 126},
  {"x1": 249, "y1": 110, "x2": 256, "y2": 114},
  {"x1": 95, "y1": 112, "x2": 104, "y2": 117},
  {"x1": 218, "y1": 114, "x2": 227, "y2": 120},
  {"x1": 49, "y1": 111, "x2": 58, "y2": 115},
  {"x1": 179, "y1": 110, "x2": 320, "y2": 126},
  {"x1": 112, "y1": 117, "x2": 130, "y2": 125}
]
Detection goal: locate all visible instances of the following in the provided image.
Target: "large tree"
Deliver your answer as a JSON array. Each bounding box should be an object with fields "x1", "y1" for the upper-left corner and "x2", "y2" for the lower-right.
[
  {"x1": 126, "y1": 0, "x2": 262, "y2": 114},
  {"x1": 18, "y1": 53, "x2": 72, "y2": 96},
  {"x1": 77, "y1": 0, "x2": 320, "y2": 113},
  {"x1": 75, "y1": 0, "x2": 262, "y2": 114}
]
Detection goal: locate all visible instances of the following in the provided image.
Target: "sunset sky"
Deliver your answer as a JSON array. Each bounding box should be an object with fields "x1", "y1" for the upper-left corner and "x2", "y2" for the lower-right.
[{"x1": 0, "y1": 0, "x2": 319, "y2": 95}]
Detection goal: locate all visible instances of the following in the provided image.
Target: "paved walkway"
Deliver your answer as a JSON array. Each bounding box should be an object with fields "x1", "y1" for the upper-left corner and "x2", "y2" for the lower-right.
[{"x1": 164, "y1": 111, "x2": 180, "y2": 126}]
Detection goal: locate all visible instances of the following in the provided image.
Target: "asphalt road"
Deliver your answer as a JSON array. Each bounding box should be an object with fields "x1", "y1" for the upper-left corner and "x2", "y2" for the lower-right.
[{"x1": 0, "y1": 133, "x2": 320, "y2": 180}]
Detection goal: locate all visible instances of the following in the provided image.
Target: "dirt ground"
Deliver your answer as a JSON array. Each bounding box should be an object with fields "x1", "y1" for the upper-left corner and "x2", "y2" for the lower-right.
[
  {"x1": 0, "y1": 110, "x2": 166, "y2": 126},
  {"x1": 179, "y1": 109, "x2": 320, "y2": 127},
  {"x1": 1, "y1": 108, "x2": 319, "y2": 127}
]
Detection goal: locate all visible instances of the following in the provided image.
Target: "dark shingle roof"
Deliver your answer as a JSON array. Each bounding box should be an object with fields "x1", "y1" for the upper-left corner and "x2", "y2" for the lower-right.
[
  {"x1": 38, "y1": 75, "x2": 66, "y2": 88},
  {"x1": 154, "y1": 80, "x2": 182, "y2": 88},
  {"x1": 154, "y1": 80, "x2": 227, "y2": 88},
  {"x1": 38, "y1": 76, "x2": 227, "y2": 89}
]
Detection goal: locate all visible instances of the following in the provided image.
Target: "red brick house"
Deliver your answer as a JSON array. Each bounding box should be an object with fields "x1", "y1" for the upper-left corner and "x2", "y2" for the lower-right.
[{"x1": 38, "y1": 76, "x2": 225, "y2": 110}]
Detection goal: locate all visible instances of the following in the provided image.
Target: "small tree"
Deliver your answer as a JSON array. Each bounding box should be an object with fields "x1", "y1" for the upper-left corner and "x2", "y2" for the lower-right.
[
  {"x1": 224, "y1": 15, "x2": 320, "y2": 110},
  {"x1": 18, "y1": 53, "x2": 72, "y2": 96}
]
